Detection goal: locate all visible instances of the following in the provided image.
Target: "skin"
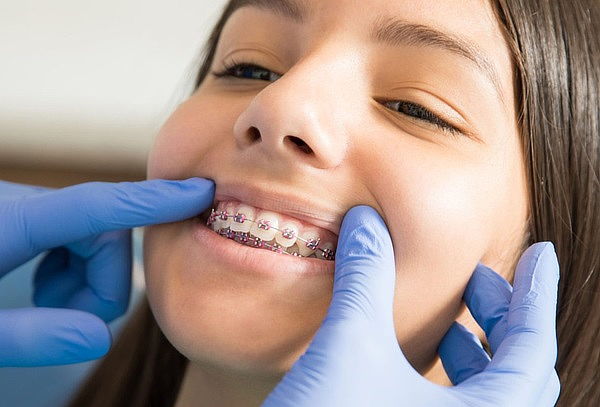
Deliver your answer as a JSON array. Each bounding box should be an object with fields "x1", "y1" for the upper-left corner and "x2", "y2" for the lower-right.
[{"x1": 143, "y1": 0, "x2": 529, "y2": 405}]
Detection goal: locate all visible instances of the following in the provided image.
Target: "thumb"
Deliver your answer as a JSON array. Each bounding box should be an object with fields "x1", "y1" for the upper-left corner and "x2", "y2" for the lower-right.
[{"x1": 327, "y1": 205, "x2": 396, "y2": 326}]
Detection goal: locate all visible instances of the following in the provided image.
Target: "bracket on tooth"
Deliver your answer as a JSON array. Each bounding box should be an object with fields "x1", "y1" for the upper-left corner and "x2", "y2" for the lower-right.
[
  {"x1": 207, "y1": 209, "x2": 217, "y2": 226},
  {"x1": 209, "y1": 211, "x2": 336, "y2": 261},
  {"x1": 268, "y1": 243, "x2": 284, "y2": 253},
  {"x1": 306, "y1": 237, "x2": 321, "y2": 250},
  {"x1": 257, "y1": 219, "x2": 271, "y2": 230},
  {"x1": 320, "y1": 248, "x2": 335, "y2": 261},
  {"x1": 281, "y1": 228, "x2": 296, "y2": 239},
  {"x1": 234, "y1": 231, "x2": 249, "y2": 243},
  {"x1": 233, "y1": 212, "x2": 246, "y2": 223}
]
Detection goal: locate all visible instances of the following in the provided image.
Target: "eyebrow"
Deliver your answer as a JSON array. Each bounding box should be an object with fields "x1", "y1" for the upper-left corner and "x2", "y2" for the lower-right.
[{"x1": 230, "y1": 0, "x2": 505, "y2": 105}]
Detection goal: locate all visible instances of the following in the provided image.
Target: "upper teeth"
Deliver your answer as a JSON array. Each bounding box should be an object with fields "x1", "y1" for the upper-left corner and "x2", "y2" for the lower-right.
[
  {"x1": 229, "y1": 205, "x2": 255, "y2": 233},
  {"x1": 209, "y1": 201, "x2": 337, "y2": 258},
  {"x1": 275, "y1": 222, "x2": 300, "y2": 248},
  {"x1": 250, "y1": 211, "x2": 279, "y2": 241}
]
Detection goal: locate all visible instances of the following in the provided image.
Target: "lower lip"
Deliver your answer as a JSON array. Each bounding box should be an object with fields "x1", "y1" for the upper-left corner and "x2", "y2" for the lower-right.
[{"x1": 191, "y1": 217, "x2": 335, "y2": 277}]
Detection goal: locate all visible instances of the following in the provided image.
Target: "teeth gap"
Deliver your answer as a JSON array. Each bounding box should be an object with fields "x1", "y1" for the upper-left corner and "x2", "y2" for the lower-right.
[{"x1": 206, "y1": 209, "x2": 335, "y2": 261}]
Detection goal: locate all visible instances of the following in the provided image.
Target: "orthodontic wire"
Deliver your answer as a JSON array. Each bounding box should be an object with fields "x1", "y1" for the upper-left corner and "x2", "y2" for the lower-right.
[
  {"x1": 208, "y1": 209, "x2": 335, "y2": 259},
  {"x1": 214, "y1": 210, "x2": 330, "y2": 252},
  {"x1": 206, "y1": 209, "x2": 336, "y2": 260},
  {"x1": 219, "y1": 228, "x2": 308, "y2": 258}
]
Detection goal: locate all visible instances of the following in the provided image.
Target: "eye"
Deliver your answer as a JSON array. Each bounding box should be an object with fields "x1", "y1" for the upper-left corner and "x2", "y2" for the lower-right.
[
  {"x1": 379, "y1": 100, "x2": 463, "y2": 136},
  {"x1": 212, "y1": 58, "x2": 282, "y2": 82},
  {"x1": 212, "y1": 59, "x2": 463, "y2": 137}
]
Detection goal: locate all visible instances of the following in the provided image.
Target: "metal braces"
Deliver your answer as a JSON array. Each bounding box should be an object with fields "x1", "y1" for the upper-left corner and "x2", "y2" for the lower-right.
[{"x1": 206, "y1": 209, "x2": 335, "y2": 261}]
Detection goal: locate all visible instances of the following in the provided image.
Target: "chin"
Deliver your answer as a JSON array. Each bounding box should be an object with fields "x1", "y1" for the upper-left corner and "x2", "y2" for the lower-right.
[{"x1": 142, "y1": 220, "x2": 335, "y2": 377}]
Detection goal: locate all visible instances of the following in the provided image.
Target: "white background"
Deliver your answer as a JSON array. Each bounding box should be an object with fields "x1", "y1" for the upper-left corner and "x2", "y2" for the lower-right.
[{"x1": 0, "y1": 0, "x2": 227, "y2": 173}]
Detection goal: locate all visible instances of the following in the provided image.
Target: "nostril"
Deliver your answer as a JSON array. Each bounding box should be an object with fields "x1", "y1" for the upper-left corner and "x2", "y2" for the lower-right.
[
  {"x1": 287, "y1": 136, "x2": 313, "y2": 154},
  {"x1": 248, "y1": 126, "x2": 261, "y2": 142}
]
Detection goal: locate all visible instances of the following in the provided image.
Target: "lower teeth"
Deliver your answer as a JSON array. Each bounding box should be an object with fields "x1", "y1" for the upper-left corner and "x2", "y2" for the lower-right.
[{"x1": 215, "y1": 227, "x2": 320, "y2": 258}]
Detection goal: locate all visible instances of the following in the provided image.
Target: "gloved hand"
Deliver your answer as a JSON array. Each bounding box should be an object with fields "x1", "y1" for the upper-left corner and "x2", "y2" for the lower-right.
[
  {"x1": 263, "y1": 205, "x2": 560, "y2": 406},
  {"x1": 0, "y1": 177, "x2": 214, "y2": 366}
]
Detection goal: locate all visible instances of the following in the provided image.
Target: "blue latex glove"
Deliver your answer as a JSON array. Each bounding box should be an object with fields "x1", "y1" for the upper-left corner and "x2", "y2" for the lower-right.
[
  {"x1": 0, "y1": 177, "x2": 214, "y2": 367},
  {"x1": 263, "y1": 205, "x2": 560, "y2": 406}
]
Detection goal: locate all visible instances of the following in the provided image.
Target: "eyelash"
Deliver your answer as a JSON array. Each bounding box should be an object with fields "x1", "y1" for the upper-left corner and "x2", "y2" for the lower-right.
[{"x1": 211, "y1": 59, "x2": 463, "y2": 137}]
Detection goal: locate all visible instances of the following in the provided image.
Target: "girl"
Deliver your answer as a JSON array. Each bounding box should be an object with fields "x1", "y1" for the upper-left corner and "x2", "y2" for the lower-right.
[{"x1": 68, "y1": 0, "x2": 599, "y2": 406}]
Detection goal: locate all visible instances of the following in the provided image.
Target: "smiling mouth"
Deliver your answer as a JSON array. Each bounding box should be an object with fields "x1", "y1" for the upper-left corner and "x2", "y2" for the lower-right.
[{"x1": 198, "y1": 201, "x2": 337, "y2": 261}]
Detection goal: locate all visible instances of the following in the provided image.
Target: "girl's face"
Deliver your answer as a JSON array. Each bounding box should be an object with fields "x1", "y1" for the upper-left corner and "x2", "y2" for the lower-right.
[{"x1": 144, "y1": 0, "x2": 528, "y2": 378}]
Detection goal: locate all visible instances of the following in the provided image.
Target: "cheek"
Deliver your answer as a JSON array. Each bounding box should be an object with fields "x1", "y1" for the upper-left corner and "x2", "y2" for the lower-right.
[
  {"x1": 375, "y1": 158, "x2": 494, "y2": 371},
  {"x1": 146, "y1": 95, "x2": 232, "y2": 180},
  {"x1": 142, "y1": 224, "x2": 181, "y2": 329}
]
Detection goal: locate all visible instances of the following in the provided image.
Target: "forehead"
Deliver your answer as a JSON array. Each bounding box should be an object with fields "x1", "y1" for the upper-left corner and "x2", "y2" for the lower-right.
[
  {"x1": 223, "y1": 0, "x2": 515, "y2": 111},
  {"x1": 229, "y1": 0, "x2": 510, "y2": 54}
]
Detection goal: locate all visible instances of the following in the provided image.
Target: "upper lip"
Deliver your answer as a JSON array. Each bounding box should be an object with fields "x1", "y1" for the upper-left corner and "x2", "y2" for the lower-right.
[{"x1": 212, "y1": 182, "x2": 342, "y2": 237}]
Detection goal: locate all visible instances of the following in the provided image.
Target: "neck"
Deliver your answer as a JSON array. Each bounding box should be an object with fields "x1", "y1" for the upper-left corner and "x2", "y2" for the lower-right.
[
  {"x1": 174, "y1": 355, "x2": 451, "y2": 407},
  {"x1": 172, "y1": 305, "x2": 490, "y2": 405},
  {"x1": 174, "y1": 361, "x2": 283, "y2": 407}
]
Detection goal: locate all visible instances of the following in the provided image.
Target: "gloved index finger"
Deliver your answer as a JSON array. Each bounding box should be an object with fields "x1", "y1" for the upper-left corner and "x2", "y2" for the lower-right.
[
  {"x1": 331, "y1": 205, "x2": 397, "y2": 325},
  {"x1": 0, "y1": 180, "x2": 53, "y2": 201},
  {"x1": 462, "y1": 262, "x2": 512, "y2": 355},
  {"x1": 14, "y1": 177, "x2": 214, "y2": 255},
  {"x1": 466, "y1": 242, "x2": 560, "y2": 404}
]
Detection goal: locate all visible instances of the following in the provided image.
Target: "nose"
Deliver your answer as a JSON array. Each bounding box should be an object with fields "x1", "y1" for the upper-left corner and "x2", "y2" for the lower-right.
[{"x1": 232, "y1": 54, "x2": 352, "y2": 172}]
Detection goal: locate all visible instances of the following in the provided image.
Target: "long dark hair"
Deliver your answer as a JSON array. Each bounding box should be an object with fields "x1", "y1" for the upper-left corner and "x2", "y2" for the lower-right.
[{"x1": 67, "y1": 1, "x2": 600, "y2": 405}]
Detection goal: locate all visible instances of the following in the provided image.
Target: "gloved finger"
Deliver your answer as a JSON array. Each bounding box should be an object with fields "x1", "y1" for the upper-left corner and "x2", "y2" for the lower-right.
[
  {"x1": 490, "y1": 242, "x2": 559, "y2": 376},
  {"x1": 437, "y1": 321, "x2": 491, "y2": 385},
  {"x1": 327, "y1": 205, "x2": 396, "y2": 326},
  {"x1": 263, "y1": 205, "x2": 407, "y2": 404},
  {"x1": 33, "y1": 230, "x2": 132, "y2": 322},
  {"x1": 0, "y1": 307, "x2": 111, "y2": 367},
  {"x1": 67, "y1": 230, "x2": 132, "y2": 322},
  {"x1": 33, "y1": 247, "x2": 85, "y2": 307},
  {"x1": 463, "y1": 262, "x2": 513, "y2": 354},
  {"x1": 0, "y1": 180, "x2": 52, "y2": 201},
  {"x1": 2, "y1": 177, "x2": 214, "y2": 273},
  {"x1": 537, "y1": 369, "x2": 561, "y2": 406},
  {"x1": 25, "y1": 177, "x2": 214, "y2": 247},
  {"x1": 463, "y1": 242, "x2": 560, "y2": 404}
]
